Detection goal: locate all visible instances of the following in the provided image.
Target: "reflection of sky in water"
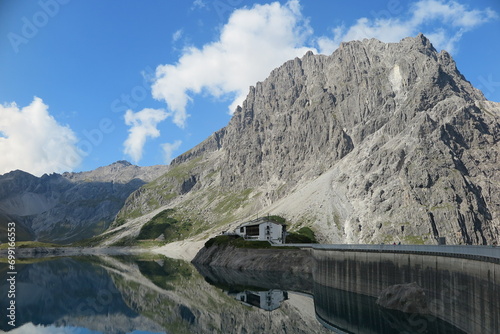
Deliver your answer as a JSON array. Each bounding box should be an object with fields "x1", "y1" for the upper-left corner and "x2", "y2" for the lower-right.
[
  {"x1": 9, "y1": 323, "x2": 164, "y2": 334},
  {"x1": 9, "y1": 323, "x2": 99, "y2": 334}
]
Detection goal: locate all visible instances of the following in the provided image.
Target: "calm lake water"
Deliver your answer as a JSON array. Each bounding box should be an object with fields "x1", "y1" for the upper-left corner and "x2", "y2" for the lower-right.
[{"x1": 0, "y1": 255, "x2": 468, "y2": 333}]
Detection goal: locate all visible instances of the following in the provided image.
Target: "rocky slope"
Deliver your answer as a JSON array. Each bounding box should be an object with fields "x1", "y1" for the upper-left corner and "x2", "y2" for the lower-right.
[
  {"x1": 192, "y1": 244, "x2": 313, "y2": 273},
  {"x1": 107, "y1": 34, "x2": 500, "y2": 245},
  {"x1": 0, "y1": 161, "x2": 168, "y2": 243}
]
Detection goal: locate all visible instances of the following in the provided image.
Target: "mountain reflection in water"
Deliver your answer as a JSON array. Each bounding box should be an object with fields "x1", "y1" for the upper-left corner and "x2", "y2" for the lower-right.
[{"x1": 0, "y1": 256, "x2": 470, "y2": 333}]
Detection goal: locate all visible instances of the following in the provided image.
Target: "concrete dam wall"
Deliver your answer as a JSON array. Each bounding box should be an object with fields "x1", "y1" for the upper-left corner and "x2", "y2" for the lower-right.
[{"x1": 313, "y1": 246, "x2": 500, "y2": 334}]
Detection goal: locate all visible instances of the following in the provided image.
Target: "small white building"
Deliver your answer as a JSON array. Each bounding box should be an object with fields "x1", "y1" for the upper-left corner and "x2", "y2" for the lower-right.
[{"x1": 234, "y1": 217, "x2": 287, "y2": 244}]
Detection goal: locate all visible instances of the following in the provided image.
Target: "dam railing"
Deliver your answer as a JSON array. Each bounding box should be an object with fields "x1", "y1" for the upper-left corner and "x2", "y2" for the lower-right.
[{"x1": 279, "y1": 243, "x2": 500, "y2": 264}]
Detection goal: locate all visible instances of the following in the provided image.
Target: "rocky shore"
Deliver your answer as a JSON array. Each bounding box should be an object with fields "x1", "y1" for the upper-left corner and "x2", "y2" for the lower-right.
[{"x1": 191, "y1": 244, "x2": 313, "y2": 274}]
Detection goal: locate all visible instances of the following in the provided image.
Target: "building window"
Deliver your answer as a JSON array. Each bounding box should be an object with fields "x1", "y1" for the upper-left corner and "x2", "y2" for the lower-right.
[{"x1": 246, "y1": 225, "x2": 260, "y2": 236}]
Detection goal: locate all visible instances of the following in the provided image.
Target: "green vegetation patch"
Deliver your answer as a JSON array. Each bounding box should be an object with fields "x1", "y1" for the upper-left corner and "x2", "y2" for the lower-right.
[
  {"x1": 136, "y1": 257, "x2": 193, "y2": 290},
  {"x1": 204, "y1": 235, "x2": 297, "y2": 249},
  {"x1": 266, "y1": 215, "x2": 286, "y2": 225},
  {"x1": 162, "y1": 157, "x2": 203, "y2": 182},
  {"x1": 286, "y1": 226, "x2": 318, "y2": 244},
  {"x1": 138, "y1": 209, "x2": 177, "y2": 239},
  {"x1": 204, "y1": 277, "x2": 269, "y2": 293},
  {"x1": 120, "y1": 208, "x2": 143, "y2": 221},
  {"x1": 213, "y1": 188, "x2": 253, "y2": 215},
  {"x1": 137, "y1": 208, "x2": 195, "y2": 243},
  {"x1": 114, "y1": 217, "x2": 127, "y2": 227},
  {"x1": 0, "y1": 241, "x2": 61, "y2": 250}
]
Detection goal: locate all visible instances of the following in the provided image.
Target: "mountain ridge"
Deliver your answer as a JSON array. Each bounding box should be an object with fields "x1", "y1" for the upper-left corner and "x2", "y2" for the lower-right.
[
  {"x1": 0, "y1": 161, "x2": 169, "y2": 243},
  {"x1": 110, "y1": 33, "x2": 499, "y2": 246},
  {"x1": 1, "y1": 34, "x2": 498, "y2": 246}
]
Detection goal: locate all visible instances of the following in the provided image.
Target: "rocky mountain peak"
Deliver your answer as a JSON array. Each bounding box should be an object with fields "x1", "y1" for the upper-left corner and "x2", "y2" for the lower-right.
[
  {"x1": 63, "y1": 160, "x2": 168, "y2": 184},
  {"x1": 116, "y1": 34, "x2": 499, "y2": 246},
  {"x1": 402, "y1": 32, "x2": 435, "y2": 51},
  {"x1": 114, "y1": 160, "x2": 133, "y2": 166},
  {"x1": 217, "y1": 33, "x2": 485, "y2": 193}
]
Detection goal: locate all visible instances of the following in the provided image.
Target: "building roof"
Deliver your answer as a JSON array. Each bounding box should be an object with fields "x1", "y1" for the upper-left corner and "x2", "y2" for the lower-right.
[{"x1": 237, "y1": 217, "x2": 285, "y2": 228}]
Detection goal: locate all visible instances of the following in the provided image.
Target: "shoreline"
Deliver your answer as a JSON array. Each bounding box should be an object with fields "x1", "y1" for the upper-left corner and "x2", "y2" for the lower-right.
[
  {"x1": 151, "y1": 239, "x2": 206, "y2": 262},
  {"x1": 0, "y1": 246, "x2": 149, "y2": 259},
  {"x1": 0, "y1": 238, "x2": 207, "y2": 261}
]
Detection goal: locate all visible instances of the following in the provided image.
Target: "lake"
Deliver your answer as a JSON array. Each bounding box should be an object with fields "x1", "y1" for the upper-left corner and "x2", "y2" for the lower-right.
[{"x1": 0, "y1": 255, "x2": 470, "y2": 333}]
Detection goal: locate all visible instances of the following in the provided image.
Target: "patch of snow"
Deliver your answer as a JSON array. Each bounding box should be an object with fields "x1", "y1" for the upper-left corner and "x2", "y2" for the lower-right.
[{"x1": 388, "y1": 64, "x2": 403, "y2": 94}]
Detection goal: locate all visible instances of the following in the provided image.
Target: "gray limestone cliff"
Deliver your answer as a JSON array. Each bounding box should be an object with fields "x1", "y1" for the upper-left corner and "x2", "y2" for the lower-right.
[
  {"x1": 0, "y1": 161, "x2": 168, "y2": 243},
  {"x1": 103, "y1": 34, "x2": 500, "y2": 245}
]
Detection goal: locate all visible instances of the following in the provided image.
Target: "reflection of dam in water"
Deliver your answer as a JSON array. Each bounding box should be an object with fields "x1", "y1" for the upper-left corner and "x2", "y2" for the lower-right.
[
  {"x1": 313, "y1": 245, "x2": 500, "y2": 334},
  {"x1": 314, "y1": 285, "x2": 466, "y2": 334},
  {"x1": 197, "y1": 245, "x2": 500, "y2": 333}
]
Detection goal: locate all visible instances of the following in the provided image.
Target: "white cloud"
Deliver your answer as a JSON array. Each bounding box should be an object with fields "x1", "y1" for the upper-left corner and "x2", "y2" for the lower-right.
[
  {"x1": 410, "y1": 0, "x2": 497, "y2": 28},
  {"x1": 161, "y1": 140, "x2": 182, "y2": 164},
  {"x1": 152, "y1": 0, "x2": 497, "y2": 131},
  {"x1": 0, "y1": 97, "x2": 81, "y2": 176},
  {"x1": 151, "y1": 0, "x2": 315, "y2": 127},
  {"x1": 319, "y1": 0, "x2": 498, "y2": 55},
  {"x1": 123, "y1": 108, "x2": 169, "y2": 163}
]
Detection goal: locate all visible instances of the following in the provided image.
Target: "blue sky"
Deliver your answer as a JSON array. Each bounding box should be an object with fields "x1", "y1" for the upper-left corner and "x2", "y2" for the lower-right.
[{"x1": 0, "y1": 0, "x2": 499, "y2": 176}]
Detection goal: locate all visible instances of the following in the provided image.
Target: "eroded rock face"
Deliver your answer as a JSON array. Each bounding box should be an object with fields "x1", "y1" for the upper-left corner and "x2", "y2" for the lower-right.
[
  {"x1": 376, "y1": 282, "x2": 428, "y2": 314},
  {"x1": 116, "y1": 34, "x2": 500, "y2": 245},
  {"x1": 0, "y1": 161, "x2": 168, "y2": 243}
]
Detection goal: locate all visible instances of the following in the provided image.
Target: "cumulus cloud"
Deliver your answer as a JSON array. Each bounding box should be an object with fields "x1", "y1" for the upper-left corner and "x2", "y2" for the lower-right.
[
  {"x1": 123, "y1": 108, "x2": 169, "y2": 163},
  {"x1": 319, "y1": 0, "x2": 498, "y2": 54},
  {"x1": 0, "y1": 97, "x2": 81, "y2": 176},
  {"x1": 151, "y1": 0, "x2": 496, "y2": 132},
  {"x1": 152, "y1": 0, "x2": 315, "y2": 127},
  {"x1": 161, "y1": 140, "x2": 182, "y2": 164},
  {"x1": 410, "y1": 0, "x2": 497, "y2": 28}
]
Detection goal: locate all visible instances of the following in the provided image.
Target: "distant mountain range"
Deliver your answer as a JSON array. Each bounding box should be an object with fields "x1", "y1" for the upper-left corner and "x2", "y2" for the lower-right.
[
  {"x1": 0, "y1": 161, "x2": 168, "y2": 243},
  {"x1": 1, "y1": 34, "x2": 499, "y2": 245}
]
